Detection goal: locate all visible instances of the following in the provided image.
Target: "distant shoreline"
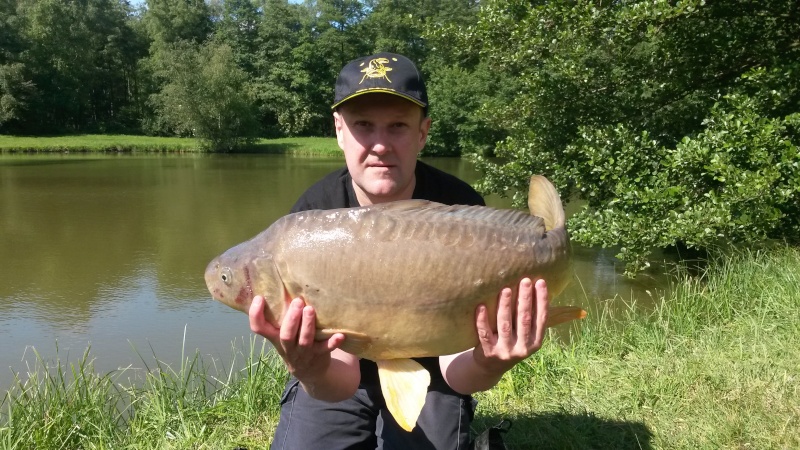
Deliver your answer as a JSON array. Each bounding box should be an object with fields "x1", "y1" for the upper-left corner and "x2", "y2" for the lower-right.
[{"x1": 0, "y1": 135, "x2": 342, "y2": 156}]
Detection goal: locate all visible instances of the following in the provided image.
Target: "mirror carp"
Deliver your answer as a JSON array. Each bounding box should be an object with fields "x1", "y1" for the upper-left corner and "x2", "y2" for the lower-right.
[{"x1": 205, "y1": 175, "x2": 586, "y2": 432}]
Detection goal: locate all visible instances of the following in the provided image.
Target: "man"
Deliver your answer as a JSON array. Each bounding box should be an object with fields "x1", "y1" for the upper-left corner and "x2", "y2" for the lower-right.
[{"x1": 248, "y1": 52, "x2": 551, "y2": 449}]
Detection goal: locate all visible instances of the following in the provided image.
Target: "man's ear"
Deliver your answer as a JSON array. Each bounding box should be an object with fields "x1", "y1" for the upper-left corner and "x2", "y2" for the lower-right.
[
  {"x1": 419, "y1": 116, "x2": 432, "y2": 148},
  {"x1": 333, "y1": 111, "x2": 345, "y2": 150}
]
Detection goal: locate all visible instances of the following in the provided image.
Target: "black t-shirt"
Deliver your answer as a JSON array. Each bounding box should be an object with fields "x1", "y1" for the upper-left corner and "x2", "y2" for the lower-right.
[
  {"x1": 289, "y1": 160, "x2": 485, "y2": 395},
  {"x1": 290, "y1": 160, "x2": 485, "y2": 213}
]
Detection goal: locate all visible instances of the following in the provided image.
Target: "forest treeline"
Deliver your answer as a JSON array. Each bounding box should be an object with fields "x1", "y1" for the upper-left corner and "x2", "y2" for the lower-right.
[
  {"x1": 1, "y1": 0, "x2": 798, "y2": 272},
  {"x1": 0, "y1": 0, "x2": 484, "y2": 151}
]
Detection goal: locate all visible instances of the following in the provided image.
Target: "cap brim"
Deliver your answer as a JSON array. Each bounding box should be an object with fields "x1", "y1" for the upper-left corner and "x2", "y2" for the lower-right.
[{"x1": 331, "y1": 89, "x2": 427, "y2": 110}]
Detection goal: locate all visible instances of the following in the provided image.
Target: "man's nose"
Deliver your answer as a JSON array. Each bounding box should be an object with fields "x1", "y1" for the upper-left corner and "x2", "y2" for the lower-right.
[{"x1": 370, "y1": 129, "x2": 391, "y2": 154}]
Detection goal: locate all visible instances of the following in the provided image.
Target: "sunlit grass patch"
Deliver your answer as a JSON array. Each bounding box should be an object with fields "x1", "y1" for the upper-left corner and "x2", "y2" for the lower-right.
[
  {"x1": 0, "y1": 134, "x2": 202, "y2": 152},
  {"x1": 474, "y1": 246, "x2": 800, "y2": 449},
  {"x1": 0, "y1": 134, "x2": 342, "y2": 155},
  {"x1": 246, "y1": 137, "x2": 341, "y2": 156}
]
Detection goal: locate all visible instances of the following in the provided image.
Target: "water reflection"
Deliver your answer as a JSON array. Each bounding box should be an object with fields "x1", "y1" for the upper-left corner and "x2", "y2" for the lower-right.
[{"x1": 0, "y1": 153, "x2": 672, "y2": 389}]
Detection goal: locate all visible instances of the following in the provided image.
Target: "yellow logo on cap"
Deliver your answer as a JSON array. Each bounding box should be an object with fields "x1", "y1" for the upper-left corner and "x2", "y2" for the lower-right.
[{"x1": 359, "y1": 57, "x2": 396, "y2": 84}]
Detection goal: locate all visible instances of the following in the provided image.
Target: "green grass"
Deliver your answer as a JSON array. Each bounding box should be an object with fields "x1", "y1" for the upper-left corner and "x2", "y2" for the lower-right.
[
  {"x1": 1, "y1": 247, "x2": 798, "y2": 449},
  {"x1": 244, "y1": 137, "x2": 341, "y2": 156},
  {"x1": 0, "y1": 335, "x2": 288, "y2": 449},
  {"x1": 0, "y1": 134, "x2": 341, "y2": 155},
  {"x1": 474, "y1": 246, "x2": 800, "y2": 449}
]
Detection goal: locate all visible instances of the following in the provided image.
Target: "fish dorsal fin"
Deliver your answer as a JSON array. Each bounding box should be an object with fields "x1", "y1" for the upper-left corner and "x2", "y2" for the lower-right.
[
  {"x1": 527, "y1": 175, "x2": 565, "y2": 231},
  {"x1": 315, "y1": 329, "x2": 373, "y2": 356},
  {"x1": 376, "y1": 359, "x2": 431, "y2": 432},
  {"x1": 545, "y1": 306, "x2": 587, "y2": 327}
]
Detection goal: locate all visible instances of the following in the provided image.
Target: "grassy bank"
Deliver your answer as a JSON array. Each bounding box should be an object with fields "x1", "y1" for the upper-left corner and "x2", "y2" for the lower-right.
[
  {"x1": 476, "y1": 246, "x2": 800, "y2": 449},
  {"x1": 0, "y1": 135, "x2": 341, "y2": 155},
  {"x1": 2, "y1": 247, "x2": 798, "y2": 449}
]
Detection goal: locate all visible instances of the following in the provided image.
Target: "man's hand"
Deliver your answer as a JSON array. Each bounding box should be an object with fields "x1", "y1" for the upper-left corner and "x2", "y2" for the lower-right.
[
  {"x1": 440, "y1": 277, "x2": 550, "y2": 394},
  {"x1": 473, "y1": 277, "x2": 549, "y2": 375},
  {"x1": 249, "y1": 295, "x2": 359, "y2": 400}
]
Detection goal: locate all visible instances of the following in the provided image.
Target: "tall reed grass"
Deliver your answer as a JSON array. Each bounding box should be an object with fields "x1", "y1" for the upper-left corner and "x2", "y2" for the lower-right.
[{"x1": 1, "y1": 334, "x2": 287, "y2": 449}]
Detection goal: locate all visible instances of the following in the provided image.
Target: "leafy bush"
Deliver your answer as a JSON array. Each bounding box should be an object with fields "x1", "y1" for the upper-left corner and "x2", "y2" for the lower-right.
[{"x1": 460, "y1": 0, "x2": 800, "y2": 274}]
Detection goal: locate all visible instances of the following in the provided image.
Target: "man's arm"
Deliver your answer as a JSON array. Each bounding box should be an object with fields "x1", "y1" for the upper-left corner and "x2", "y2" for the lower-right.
[
  {"x1": 249, "y1": 296, "x2": 361, "y2": 402},
  {"x1": 439, "y1": 278, "x2": 549, "y2": 394}
]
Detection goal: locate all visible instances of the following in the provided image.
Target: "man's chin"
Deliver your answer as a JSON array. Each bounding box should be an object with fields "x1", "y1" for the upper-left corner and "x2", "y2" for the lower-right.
[{"x1": 361, "y1": 182, "x2": 407, "y2": 201}]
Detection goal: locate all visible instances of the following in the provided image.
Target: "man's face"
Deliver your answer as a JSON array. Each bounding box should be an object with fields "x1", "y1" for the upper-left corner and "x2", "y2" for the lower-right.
[{"x1": 334, "y1": 93, "x2": 431, "y2": 205}]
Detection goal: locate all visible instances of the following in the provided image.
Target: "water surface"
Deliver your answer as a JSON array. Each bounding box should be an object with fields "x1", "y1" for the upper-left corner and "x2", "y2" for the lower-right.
[{"x1": 0, "y1": 153, "x2": 671, "y2": 390}]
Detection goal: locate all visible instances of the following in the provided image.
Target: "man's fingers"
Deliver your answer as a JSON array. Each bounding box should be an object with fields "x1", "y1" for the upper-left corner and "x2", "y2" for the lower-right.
[
  {"x1": 496, "y1": 287, "x2": 515, "y2": 342},
  {"x1": 279, "y1": 298, "x2": 305, "y2": 345},
  {"x1": 249, "y1": 295, "x2": 278, "y2": 340},
  {"x1": 297, "y1": 305, "x2": 317, "y2": 347},
  {"x1": 475, "y1": 304, "x2": 494, "y2": 346},
  {"x1": 533, "y1": 279, "x2": 549, "y2": 347},
  {"x1": 516, "y1": 278, "x2": 534, "y2": 346},
  {"x1": 317, "y1": 333, "x2": 346, "y2": 354},
  {"x1": 248, "y1": 295, "x2": 265, "y2": 330}
]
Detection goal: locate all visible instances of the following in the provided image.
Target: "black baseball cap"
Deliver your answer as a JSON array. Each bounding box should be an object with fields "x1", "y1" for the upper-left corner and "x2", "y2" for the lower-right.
[{"x1": 332, "y1": 52, "x2": 428, "y2": 112}]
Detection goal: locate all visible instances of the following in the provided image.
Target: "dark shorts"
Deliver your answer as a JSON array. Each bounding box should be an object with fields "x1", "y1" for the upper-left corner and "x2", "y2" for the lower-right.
[{"x1": 270, "y1": 359, "x2": 476, "y2": 450}]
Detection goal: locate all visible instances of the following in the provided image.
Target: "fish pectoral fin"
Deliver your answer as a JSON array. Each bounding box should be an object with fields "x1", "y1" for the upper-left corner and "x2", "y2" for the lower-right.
[
  {"x1": 545, "y1": 306, "x2": 588, "y2": 328},
  {"x1": 315, "y1": 329, "x2": 373, "y2": 355},
  {"x1": 376, "y1": 359, "x2": 431, "y2": 432}
]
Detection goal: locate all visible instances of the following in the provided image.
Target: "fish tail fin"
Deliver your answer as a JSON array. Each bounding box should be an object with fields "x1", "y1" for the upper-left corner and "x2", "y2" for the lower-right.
[
  {"x1": 527, "y1": 175, "x2": 565, "y2": 231},
  {"x1": 376, "y1": 359, "x2": 431, "y2": 432},
  {"x1": 545, "y1": 306, "x2": 587, "y2": 328}
]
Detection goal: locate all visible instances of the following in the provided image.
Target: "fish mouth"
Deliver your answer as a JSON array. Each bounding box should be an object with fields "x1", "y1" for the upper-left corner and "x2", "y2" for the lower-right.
[{"x1": 204, "y1": 259, "x2": 220, "y2": 297}]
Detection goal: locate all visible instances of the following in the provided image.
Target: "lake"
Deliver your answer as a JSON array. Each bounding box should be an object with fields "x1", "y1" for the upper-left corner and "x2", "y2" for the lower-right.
[{"x1": 0, "y1": 153, "x2": 671, "y2": 390}]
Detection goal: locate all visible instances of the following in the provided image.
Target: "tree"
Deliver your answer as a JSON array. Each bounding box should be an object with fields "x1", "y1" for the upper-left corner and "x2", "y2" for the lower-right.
[
  {"x1": 247, "y1": 0, "x2": 311, "y2": 136},
  {"x1": 277, "y1": 0, "x2": 371, "y2": 136},
  {"x1": 144, "y1": 0, "x2": 212, "y2": 50},
  {"x1": 0, "y1": 63, "x2": 34, "y2": 127},
  {"x1": 212, "y1": 0, "x2": 261, "y2": 75},
  {"x1": 10, "y1": 0, "x2": 144, "y2": 133},
  {"x1": 149, "y1": 40, "x2": 259, "y2": 151},
  {"x1": 424, "y1": 62, "x2": 511, "y2": 156},
  {"x1": 452, "y1": 0, "x2": 800, "y2": 273},
  {"x1": 0, "y1": 0, "x2": 34, "y2": 129}
]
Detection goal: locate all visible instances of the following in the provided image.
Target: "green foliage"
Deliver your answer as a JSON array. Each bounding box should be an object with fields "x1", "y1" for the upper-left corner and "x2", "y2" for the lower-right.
[
  {"x1": 425, "y1": 62, "x2": 509, "y2": 156},
  {"x1": 1, "y1": 0, "x2": 146, "y2": 134},
  {"x1": 0, "y1": 63, "x2": 33, "y2": 125},
  {"x1": 567, "y1": 95, "x2": 799, "y2": 272},
  {"x1": 295, "y1": 0, "x2": 372, "y2": 135},
  {"x1": 149, "y1": 41, "x2": 259, "y2": 152},
  {"x1": 212, "y1": 0, "x2": 260, "y2": 75},
  {"x1": 462, "y1": 0, "x2": 800, "y2": 274},
  {"x1": 250, "y1": 0, "x2": 321, "y2": 137},
  {"x1": 0, "y1": 0, "x2": 486, "y2": 142},
  {"x1": 144, "y1": 0, "x2": 212, "y2": 50}
]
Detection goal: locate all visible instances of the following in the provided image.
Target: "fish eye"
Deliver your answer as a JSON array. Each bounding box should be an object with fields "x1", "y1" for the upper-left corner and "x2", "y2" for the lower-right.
[{"x1": 220, "y1": 267, "x2": 233, "y2": 286}]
